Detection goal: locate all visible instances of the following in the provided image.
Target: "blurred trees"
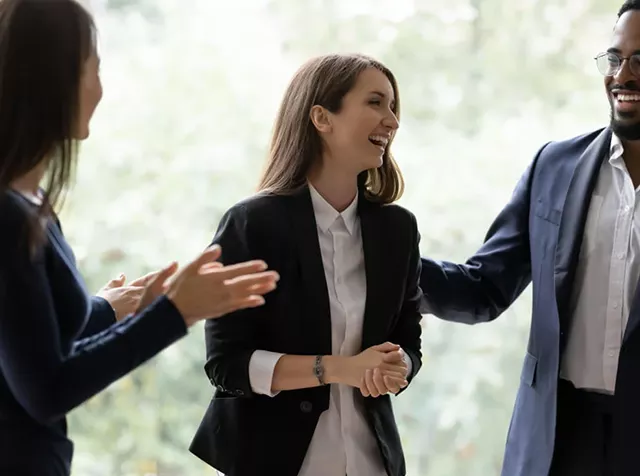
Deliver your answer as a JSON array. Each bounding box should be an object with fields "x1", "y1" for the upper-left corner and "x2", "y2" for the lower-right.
[{"x1": 66, "y1": 1, "x2": 618, "y2": 475}]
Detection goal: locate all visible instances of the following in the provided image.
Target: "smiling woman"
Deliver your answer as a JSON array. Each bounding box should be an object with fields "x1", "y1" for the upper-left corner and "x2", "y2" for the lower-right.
[
  {"x1": 189, "y1": 54, "x2": 423, "y2": 476},
  {"x1": 258, "y1": 54, "x2": 403, "y2": 205}
]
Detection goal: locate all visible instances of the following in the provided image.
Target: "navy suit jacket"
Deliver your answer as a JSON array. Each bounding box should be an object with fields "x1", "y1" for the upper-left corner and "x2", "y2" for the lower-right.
[
  {"x1": 0, "y1": 190, "x2": 187, "y2": 476},
  {"x1": 420, "y1": 127, "x2": 640, "y2": 476}
]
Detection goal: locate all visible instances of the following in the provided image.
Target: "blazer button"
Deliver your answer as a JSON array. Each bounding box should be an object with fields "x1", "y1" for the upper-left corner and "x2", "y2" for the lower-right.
[
  {"x1": 216, "y1": 385, "x2": 224, "y2": 392},
  {"x1": 300, "y1": 401, "x2": 313, "y2": 413},
  {"x1": 236, "y1": 389, "x2": 244, "y2": 396}
]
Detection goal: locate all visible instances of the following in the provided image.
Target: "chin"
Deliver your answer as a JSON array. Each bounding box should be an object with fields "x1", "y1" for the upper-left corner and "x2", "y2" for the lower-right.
[
  {"x1": 74, "y1": 128, "x2": 90, "y2": 140},
  {"x1": 611, "y1": 115, "x2": 640, "y2": 141},
  {"x1": 368, "y1": 155, "x2": 384, "y2": 169}
]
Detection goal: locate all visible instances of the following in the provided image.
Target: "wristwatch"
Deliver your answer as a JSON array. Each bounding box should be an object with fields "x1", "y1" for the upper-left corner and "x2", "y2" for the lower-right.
[{"x1": 313, "y1": 355, "x2": 326, "y2": 385}]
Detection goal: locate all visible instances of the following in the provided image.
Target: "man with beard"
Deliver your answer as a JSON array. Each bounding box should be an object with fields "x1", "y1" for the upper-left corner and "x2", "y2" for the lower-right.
[{"x1": 420, "y1": 1, "x2": 640, "y2": 475}]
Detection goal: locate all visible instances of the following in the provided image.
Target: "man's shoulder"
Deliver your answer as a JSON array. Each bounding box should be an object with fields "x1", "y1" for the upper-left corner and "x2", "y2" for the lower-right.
[{"x1": 540, "y1": 127, "x2": 609, "y2": 158}]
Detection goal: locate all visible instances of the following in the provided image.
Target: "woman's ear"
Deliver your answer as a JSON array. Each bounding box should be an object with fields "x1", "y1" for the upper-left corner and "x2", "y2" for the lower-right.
[{"x1": 310, "y1": 105, "x2": 332, "y2": 133}]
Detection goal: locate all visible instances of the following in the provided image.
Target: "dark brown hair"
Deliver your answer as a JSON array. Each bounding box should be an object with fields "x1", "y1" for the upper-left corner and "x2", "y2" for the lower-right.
[
  {"x1": 258, "y1": 53, "x2": 404, "y2": 204},
  {"x1": 0, "y1": 0, "x2": 96, "y2": 247}
]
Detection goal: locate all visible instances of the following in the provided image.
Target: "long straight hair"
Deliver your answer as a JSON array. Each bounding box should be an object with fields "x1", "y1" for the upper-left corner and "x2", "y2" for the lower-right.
[
  {"x1": 258, "y1": 54, "x2": 404, "y2": 204},
  {"x1": 0, "y1": 0, "x2": 96, "y2": 249}
]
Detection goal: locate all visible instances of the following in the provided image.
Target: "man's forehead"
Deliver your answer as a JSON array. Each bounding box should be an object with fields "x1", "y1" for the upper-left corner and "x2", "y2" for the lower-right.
[{"x1": 612, "y1": 11, "x2": 640, "y2": 49}]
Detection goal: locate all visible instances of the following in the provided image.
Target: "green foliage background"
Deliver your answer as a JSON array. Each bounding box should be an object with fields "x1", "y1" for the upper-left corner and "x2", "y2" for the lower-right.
[{"x1": 65, "y1": 1, "x2": 614, "y2": 474}]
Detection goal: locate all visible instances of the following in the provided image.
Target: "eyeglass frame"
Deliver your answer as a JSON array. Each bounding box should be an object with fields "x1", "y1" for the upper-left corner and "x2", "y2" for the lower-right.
[{"x1": 594, "y1": 51, "x2": 640, "y2": 77}]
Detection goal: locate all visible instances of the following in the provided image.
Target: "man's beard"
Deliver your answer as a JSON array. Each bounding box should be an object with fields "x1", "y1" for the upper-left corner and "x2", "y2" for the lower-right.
[{"x1": 610, "y1": 108, "x2": 640, "y2": 140}]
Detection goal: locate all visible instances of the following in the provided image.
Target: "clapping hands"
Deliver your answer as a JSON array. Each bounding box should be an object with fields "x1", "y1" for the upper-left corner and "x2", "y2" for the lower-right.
[
  {"x1": 96, "y1": 270, "x2": 161, "y2": 320},
  {"x1": 332, "y1": 342, "x2": 409, "y2": 397},
  {"x1": 359, "y1": 344, "x2": 409, "y2": 397},
  {"x1": 96, "y1": 245, "x2": 279, "y2": 326}
]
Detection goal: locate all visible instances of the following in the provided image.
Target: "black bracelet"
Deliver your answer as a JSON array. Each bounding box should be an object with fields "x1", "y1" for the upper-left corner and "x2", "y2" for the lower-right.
[{"x1": 313, "y1": 355, "x2": 326, "y2": 385}]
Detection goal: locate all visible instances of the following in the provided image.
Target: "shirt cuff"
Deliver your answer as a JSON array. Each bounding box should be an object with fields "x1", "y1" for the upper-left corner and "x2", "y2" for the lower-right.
[
  {"x1": 401, "y1": 347, "x2": 413, "y2": 377},
  {"x1": 248, "y1": 350, "x2": 284, "y2": 397}
]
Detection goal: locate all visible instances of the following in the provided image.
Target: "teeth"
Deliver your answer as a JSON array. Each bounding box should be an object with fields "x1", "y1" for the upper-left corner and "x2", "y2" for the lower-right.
[
  {"x1": 617, "y1": 94, "x2": 640, "y2": 102},
  {"x1": 368, "y1": 135, "x2": 389, "y2": 146}
]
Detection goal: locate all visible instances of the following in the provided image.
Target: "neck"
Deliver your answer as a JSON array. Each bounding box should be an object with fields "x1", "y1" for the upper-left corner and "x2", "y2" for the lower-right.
[
  {"x1": 308, "y1": 158, "x2": 359, "y2": 212},
  {"x1": 621, "y1": 138, "x2": 640, "y2": 188},
  {"x1": 10, "y1": 160, "x2": 47, "y2": 201},
  {"x1": 622, "y1": 137, "x2": 640, "y2": 161}
]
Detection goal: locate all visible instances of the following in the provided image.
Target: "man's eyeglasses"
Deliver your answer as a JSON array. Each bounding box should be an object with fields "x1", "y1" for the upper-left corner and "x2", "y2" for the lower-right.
[{"x1": 595, "y1": 52, "x2": 640, "y2": 77}]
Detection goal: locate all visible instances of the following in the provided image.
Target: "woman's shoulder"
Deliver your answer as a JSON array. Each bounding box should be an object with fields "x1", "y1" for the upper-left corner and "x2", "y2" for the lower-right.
[
  {"x1": 0, "y1": 190, "x2": 38, "y2": 260},
  {"x1": 367, "y1": 199, "x2": 418, "y2": 230},
  {"x1": 0, "y1": 190, "x2": 33, "y2": 232},
  {"x1": 223, "y1": 191, "x2": 291, "y2": 222}
]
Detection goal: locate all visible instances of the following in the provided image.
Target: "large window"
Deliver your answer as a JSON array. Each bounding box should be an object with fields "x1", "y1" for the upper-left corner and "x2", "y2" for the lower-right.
[{"x1": 67, "y1": 1, "x2": 611, "y2": 474}]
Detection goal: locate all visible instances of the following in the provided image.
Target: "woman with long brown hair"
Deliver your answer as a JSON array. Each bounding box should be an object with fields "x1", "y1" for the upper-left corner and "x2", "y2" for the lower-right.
[
  {"x1": 0, "y1": 1, "x2": 279, "y2": 475},
  {"x1": 190, "y1": 54, "x2": 423, "y2": 476}
]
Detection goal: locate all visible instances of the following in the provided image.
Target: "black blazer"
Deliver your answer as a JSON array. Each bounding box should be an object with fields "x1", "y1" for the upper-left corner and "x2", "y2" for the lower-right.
[
  {"x1": 0, "y1": 191, "x2": 187, "y2": 476},
  {"x1": 189, "y1": 186, "x2": 423, "y2": 476}
]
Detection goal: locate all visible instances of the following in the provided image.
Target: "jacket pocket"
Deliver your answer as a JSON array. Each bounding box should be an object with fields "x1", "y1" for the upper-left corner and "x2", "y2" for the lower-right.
[{"x1": 533, "y1": 199, "x2": 562, "y2": 225}]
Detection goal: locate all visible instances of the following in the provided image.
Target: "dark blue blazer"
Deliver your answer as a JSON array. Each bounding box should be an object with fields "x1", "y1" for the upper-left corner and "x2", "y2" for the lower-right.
[
  {"x1": 0, "y1": 191, "x2": 187, "y2": 476},
  {"x1": 420, "y1": 127, "x2": 640, "y2": 476}
]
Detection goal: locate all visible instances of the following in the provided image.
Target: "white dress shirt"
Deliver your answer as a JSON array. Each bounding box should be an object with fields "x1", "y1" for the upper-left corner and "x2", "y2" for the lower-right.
[
  {"x1": 561, "y1": 133, "x2": 640, "y2": 393},
  {"x1": 225, "y1": 185, "x2": 411, "y2": 476}
]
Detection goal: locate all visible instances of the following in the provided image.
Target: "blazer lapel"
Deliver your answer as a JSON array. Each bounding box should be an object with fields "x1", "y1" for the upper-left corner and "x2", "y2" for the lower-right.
[
  {"x1": 288, "y1": 187, "x2": 332, "y2": 354},
  {"x1": 554, "y1": 128, "x2": 611, "y2": 328},
  {"x1": 359, "y1": 196, "x2": 389, "y2": 349}
]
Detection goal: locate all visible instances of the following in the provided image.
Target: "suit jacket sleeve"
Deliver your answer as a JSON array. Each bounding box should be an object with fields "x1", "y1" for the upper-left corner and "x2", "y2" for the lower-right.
[
  {"x1": 419, "y1": 143, "x2": 550, "y2": 324},
  {"x1": 203, "y1": 204, "x2": 263, "y2": 398},
  {"x1": 0, "y1": 197, "x2": 187, "y2": 423},
  {"x1": 389, "y1": 211, "x2": 423, "y2": 393}
]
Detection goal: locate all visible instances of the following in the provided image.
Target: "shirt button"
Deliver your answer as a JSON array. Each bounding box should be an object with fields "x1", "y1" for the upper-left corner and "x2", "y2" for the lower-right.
[
  {"x1": 609, "y1": 350, "x2": 616, "y2": 357},
  {"x1": 613, "y1": 302, "x2": 619, "y2": 309},
  {"x1": 624, "y1": 205, "x2": 631, "y2": 213},
  {"x1": 617, "y1": 252, "x2": 624, "y2": 259}
]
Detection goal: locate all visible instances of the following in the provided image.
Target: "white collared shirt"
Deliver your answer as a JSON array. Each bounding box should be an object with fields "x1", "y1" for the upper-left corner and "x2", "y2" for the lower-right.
[
  {"x1": 561, "y1": 133, "x2": 640, "y2": 393},
  {"x1": 233, "y1": 184, "x2": 410, "y2": 476}
]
